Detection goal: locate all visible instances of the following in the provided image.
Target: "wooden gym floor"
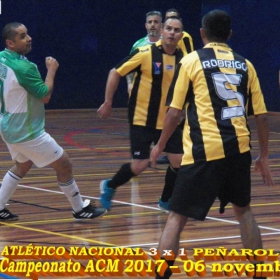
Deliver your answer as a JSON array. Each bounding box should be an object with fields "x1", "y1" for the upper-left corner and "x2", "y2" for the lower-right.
[{"x1": 0, "y1": 108, "x2": 279, "y2": 279}]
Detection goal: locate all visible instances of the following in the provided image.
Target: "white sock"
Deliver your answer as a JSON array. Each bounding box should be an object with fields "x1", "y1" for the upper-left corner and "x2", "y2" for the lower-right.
[
  {"x1": 0, "y1": 170, "x2": 21, "y2": 210},
  {"x1": 58, "y1": 178, "x2": 83, "y2": 212}
]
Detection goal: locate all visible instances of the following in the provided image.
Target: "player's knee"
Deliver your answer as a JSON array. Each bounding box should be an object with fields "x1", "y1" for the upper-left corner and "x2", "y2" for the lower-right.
[
  {"x1": 13, "y1": 160, "x2": 33, "y2": 177},
  {"x1": 61, "y1": 157, "x2": 73, "y2": 171},
  {"x1": 131, "y1": 161, "x2": 149, "y2": 175},
  {"x1": 53, "y1": 152, "x2": 73, "y2": 173},
  {"x1": 233, "y1": 204, "x2": 251, "y2": 220}
]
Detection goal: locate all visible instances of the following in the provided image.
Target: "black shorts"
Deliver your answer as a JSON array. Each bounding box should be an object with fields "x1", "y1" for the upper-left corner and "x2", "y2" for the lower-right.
[
  {"x1": 170, "y1": 152, "x2": 252, "y2": 220},
  {"x1": 129, "y1": 125, "x2": 183, "y2": 159}
]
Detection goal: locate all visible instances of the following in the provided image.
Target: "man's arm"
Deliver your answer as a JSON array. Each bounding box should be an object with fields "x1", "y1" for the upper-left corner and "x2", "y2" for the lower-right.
[
  {"x1": 150, "y1": 107, "x2": 182, "y2": 167},
  {"x1": 254, "y1": 113, "x2": 274, "y2": 186},
  {"x1": 97, "y1": 68, "x2": 121, "y2": 119},
  {"x1": 41, "y1": 57, "x2": 59, "y2": 104}
]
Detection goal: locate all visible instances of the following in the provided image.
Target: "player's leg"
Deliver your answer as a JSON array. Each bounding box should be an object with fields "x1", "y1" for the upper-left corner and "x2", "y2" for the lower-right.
[
  {"x1": 27, "y1": 132, "x2": 106, "y2": 220},
  {"x1": 0, "y1": 139, "x2": 34, "y2": 220},
  {"x1": 156, "y1": 211, "x2": 188, "y2": 279},
  {"x1": 50, "y1": 149, "x2": 106, "y2": 220},
  {"x1": 225, "y1": 152, "x2": 264, "y2": 277},
  {"x1": 100, "y1": 158, "x2": 150, "y2": 210},
  {"x1": 156, "y1": 160, "x2": 222, "y2": 278},
  {"x1": 100, "y1": 125, "x2": 152, "y2": 210},
  {"x1": 233, "y1": 204, "x2": 262, "y2": 250},
  {"x1": 158, "y1": 126, "x2": 183, "y2": 212},
  {"x1": 0, "y1": 160, "x2": 33, "y2": 221},
  {"x1": 233, "y1": 204, "x2": 266, "y2": 279},
  {"x1": 49, "y1": 150, "x2": 83, "y2": 211},
  {"x1": 225, "y1": 152, "x2": 262, "y2": 249},
  {"x1": 158, "y1": 161, "x2": 179, "y2": 212}
]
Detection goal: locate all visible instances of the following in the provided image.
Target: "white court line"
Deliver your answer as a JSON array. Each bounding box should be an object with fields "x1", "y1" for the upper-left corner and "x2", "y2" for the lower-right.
[
  {"x1": 14, "y1": 185, "x2": 280, "y2": 243},
  {"x1": 206, "y1": 216, "x2": 280, "y2": 232},
  {"x1": 17, "y1": 184, "x2": 164, "y2": 211},
  {"x1": 118, "y1": 231, "x2": 280, "y2": 248}
]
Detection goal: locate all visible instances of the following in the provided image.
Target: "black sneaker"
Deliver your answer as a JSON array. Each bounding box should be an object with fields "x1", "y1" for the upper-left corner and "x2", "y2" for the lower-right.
[
  {"x1": 72, "y1": 199, "x2": 107, "y2": 220},
  {"x1": 0, "y1": 208, "x2": 19, "y2": 221}
]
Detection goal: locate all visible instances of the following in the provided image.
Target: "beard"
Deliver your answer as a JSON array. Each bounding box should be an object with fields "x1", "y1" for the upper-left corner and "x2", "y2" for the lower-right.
[{"x1": 148, "y1": 30, "x2": 159, "y2": 37}]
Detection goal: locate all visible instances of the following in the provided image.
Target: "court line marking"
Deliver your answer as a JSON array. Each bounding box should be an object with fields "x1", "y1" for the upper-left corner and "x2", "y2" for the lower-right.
[
  {"x1": 1, "y1": 220, "x2": 279, "y2": 251},
  {"x1": 14, "y1": 184, "x2": 280, "y2": 233},
  {"x1": 0, "y1": 221, "x2": 119, "y2": 248},
  {"x1": 0, "y1": 183, "x2": 279, "y2": 262},
  {"x1": 126, "y1": 231, "x2": 280, "y2": 248}
]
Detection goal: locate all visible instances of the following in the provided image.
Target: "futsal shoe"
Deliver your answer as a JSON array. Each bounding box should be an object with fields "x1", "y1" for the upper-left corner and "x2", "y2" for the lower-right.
[{"x1": 100, "y1": 180, "x2": 115, "y2": 210}]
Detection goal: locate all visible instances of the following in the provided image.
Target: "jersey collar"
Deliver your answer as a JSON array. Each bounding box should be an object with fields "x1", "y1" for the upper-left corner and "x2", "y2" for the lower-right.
[
  {"x1": 145, "y1": 35, "x2": 161, "y2": 44},
  {"x1": 4, "y1": 48, "x2": 27, "y2": 60},
  {"x1": 204, "y1": 43, "x2": 232, "y2": 51},
  {"x1": 155, "y1": 40, "x2": 181, "y2": 55}
]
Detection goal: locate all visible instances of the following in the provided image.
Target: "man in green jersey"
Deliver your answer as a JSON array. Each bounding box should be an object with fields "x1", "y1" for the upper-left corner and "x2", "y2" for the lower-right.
[
  {"x1": 0, "y1": 22, "x2": 106, "y2": 221},
  {"x1": 126, "y1": 10, "x2": 163, "y2": 94}
]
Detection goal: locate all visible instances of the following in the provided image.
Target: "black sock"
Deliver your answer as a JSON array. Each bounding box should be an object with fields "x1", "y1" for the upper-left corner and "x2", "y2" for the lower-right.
[
  {"x1": 155, "y1": 258, "x2": 174, "y2": 279},
  {"x1": 160, "y1": 165, "x2": 179, "y2": 202},
  {"x1": 107, "y1": 163, "x2": 136, "y2": 189}
]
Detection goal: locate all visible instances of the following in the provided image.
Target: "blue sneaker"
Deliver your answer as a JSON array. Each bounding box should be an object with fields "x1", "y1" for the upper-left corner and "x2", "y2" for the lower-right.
[
  {"x1": 158, "y1": 198, "x2": 170, "y2": 213},
  {"x1": 100, "y1": 180, "x2": 115, "y2": 210}
]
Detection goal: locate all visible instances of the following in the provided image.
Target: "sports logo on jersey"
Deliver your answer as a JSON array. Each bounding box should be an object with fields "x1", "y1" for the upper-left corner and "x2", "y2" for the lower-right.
[
  {"x1": 141, "y1": 48, "x2": 149, "y2": 53},
  {"x1": 166, "y1": 65, "x2": 173, "y2": 70},
  {"x1": 153, "y1": 62, "x2": 161, "y2": 74},
  {"x1": 217, "y1": 49, "x2": 228, "y2": 53}
]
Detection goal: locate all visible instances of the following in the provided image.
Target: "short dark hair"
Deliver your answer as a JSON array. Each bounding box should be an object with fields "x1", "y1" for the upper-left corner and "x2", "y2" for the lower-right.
[
  {"x1": 163, "y1": 16, "x2": 183, "y2": 30},
  {"x1": 165, "y1": 8, "x2": 180, "y2": 19},
  {"x1": 146, "y1": 10, "x2": 162, "y2": 20},
  {"x1": 2, "y1": 22, "x2": 23, "y2": 42},
  {"x1": 202, "y1": 10, "x2": 231, "y2": 42},
  {"x1": 164, "y1": 16, "x2": 181, "y2": 24}
]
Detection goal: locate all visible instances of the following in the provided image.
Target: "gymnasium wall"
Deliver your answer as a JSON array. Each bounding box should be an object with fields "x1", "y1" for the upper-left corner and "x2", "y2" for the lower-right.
[{"x1": 1, "y1": 0, "x2": 279, "y2": 111}]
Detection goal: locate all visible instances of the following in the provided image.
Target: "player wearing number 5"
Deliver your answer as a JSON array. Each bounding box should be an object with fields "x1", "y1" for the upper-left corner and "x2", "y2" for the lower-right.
[{"x1": 150, "y1": 10, "x2": 274, "y2": 279}]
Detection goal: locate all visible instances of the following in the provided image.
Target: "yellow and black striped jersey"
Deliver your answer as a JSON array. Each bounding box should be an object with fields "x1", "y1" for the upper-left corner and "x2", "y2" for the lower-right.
[
  {"x1": 167, "y1": 43, "x2": 267, "y2": 164},
  {"x1": 178, "y1": 31, "x2": 194, "y2": 56},
  {"x1": 115, "y1": 40, "x2": 183, "y2": 129}
]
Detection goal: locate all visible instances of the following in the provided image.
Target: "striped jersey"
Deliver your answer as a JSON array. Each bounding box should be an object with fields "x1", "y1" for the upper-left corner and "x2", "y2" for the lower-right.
[
  {"x1": 116, "y1": 40, "x2": 183, "y2": 129},
  {"x1": 178, "y1": 31, "x2": 194, "y2": 56},
  {"x1": 167, "y1": 43, "x2": 267, "y2": 164},
  {"x1": 130, "y1": 31, "x2": 193, "y2": 56},
  {"x1": 0, "y1": 49, "x2": 48, "y2": 144}
]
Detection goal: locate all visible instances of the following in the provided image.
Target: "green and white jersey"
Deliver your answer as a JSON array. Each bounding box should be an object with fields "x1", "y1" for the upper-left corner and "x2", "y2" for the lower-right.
[
  {"x1": 0, "y1": 49, "x2": 49, "y2": 143},
  {"x1": 130, "y1": 35, "x2": 159, "y2": 53}
]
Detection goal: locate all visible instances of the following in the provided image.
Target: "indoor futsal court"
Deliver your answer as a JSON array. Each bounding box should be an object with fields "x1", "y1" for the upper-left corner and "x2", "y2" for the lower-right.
[{"x1": 0, "y1": 108, "x2": 279, "y2": 279}]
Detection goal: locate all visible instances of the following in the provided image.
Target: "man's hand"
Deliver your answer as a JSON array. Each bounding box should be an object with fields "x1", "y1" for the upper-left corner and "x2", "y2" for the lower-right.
[
  {"x1": 150, "y1": 144, "x2": 164, "y2": 168},
  {"x1": 97, "y1": 102, "x2": 112, "y2": 119},
  {"x1": 45, "y1": 56, "x2": 59, "y2": 72},
  {"x1": 254, "y1": 155, "x2": 274, "y2": 187}
]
